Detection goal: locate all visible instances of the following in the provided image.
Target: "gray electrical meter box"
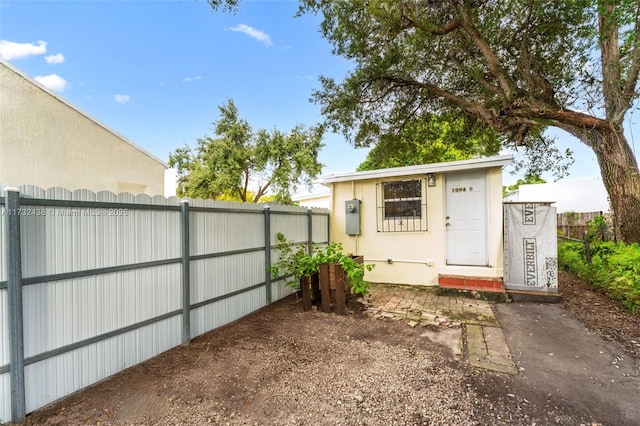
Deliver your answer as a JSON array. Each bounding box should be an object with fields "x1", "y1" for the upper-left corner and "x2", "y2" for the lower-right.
[{"x1": 345, "y1": 199, "x2": 361, "y2": 235}]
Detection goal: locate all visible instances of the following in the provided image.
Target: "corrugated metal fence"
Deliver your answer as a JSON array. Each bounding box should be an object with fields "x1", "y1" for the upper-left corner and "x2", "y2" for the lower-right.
[{"x1": 0, "y1": 185, "x2": 329, "y2": 423}]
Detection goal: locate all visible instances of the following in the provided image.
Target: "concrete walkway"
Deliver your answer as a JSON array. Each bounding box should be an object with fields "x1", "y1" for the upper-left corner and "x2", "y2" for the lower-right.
[
  {"x1": 495, "y1": 303, "x2": 640, "y2": 424},
  {"x1": 362, "y1": 284, "x2": 518, "y2": 375}
]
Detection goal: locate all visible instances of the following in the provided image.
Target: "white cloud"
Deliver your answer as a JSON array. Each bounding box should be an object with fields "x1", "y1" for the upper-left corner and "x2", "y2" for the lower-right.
[
  {"x1": 0, "y1": 39, "x2": 47, "y2": 60},
  {"x1": 229, "y1": 24, "x2": 272, "y2": 46},
  {"x1": 114, "y1": 94, "x2": 131, "y2": 104},
  {"x1": 34, "y1": 74, "x2": 68, "y2": 92},
  {"x1": 182, "y1": 75, "x2": 202, "y2": 83},
  {"x1": 45, "y1": 53, "x2": 65, "y2": 64}
]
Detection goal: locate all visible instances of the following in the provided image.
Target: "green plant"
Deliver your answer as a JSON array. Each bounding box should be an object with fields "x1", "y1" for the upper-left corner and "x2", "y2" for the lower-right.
[
  {"x1": 268, "y1": 233, "x2": 315, "y2": 289},
  {"x1": 311, "y1": 242, "x2": 375, "y2": 296},
  {"x1": 586, "y1": 214, "x2": 609, "y2": 242},
  {"x1": 558, "y1": 240, "x2": 640, "y2": 313},
  {"x1": 269, "y1": 233, "x2": 375, "y2": 296}
]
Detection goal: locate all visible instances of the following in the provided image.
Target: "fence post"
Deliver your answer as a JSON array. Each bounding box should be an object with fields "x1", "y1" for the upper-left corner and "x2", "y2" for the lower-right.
[
  {"x1": 180, "y1": 200, "x2": 190, "y2": 344},
  {"x1": 584, "y1": 237, "x2": 592, "y2": 264},
  {"x1": 5, "y1": 188, "x2": 26, "y2": 423},
  {"x1": 264, "y1": 206, "x2": 272, "y2": 304},
  {"x1": 307, "y1": 208, "x2": 313, "y2": 255}
]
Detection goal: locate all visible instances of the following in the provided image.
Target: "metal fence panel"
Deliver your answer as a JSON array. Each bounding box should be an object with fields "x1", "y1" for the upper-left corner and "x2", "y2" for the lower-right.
[
  {"x1": 190, "y1": 287, "x2": 266, "y2": 337},
  {"x1": 189, "y1": 201, "x2": 264, "y2": 257},
  {"x1": 0, "y1": 290, "x2": 7, "y2": 365},
  {"x1": 23, "y1": 316, "x2": 182, "y2": 413},
  {"x1": 190, "y1": 252, "x2": 265, "y2": 305},
  {"x1": 269, "y1": 276, "x2": 297, "y2": 301},
  {"x1": 1, "y1": 199, "x2": 8, "y2": 365},
  {"x1": 1, "y1": 188, "x2": 11, "y2": 421},
  {"x1": 0, "y1": 372, "x2": 8, "y2": 423},
  {"x1": 270, "y1": 206, "x2": 308, "y2": 243},
  {"x1": 0, "y1": 185, "x2": 328, "y2": 423},
  {"x1": 19, "y1": 191, "x2": 181, "y2": 279},
  {"x1": 0, "y1": 288, "x2": 8, "y2": 422},
  {"x1": 22, "y1": 265, "x2": 181, "y2": 358},
  {"x1": 188, "y1": 203, "x2": 268, "y2": 337},
  {"x1": 1, "y1": 186, "x2": 6, "y2": 282},
  {"x1": 311, "y1": 210, "x2": 330, "y2": 244}
]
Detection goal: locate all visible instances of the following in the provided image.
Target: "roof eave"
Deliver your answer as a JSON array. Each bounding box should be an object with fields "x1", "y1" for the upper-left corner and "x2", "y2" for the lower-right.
[{"x1": 320, "y1": 154, "x2": 514, "y2": 184}]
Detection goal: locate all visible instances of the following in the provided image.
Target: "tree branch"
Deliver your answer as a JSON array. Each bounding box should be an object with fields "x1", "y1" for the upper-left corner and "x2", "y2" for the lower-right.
[
  {"x1": 253, "y1": 181, "x2": 271, "y2": 203},
  {"x1": 242, "y1": 168, "x2": 250, "y2": 202},
  {"x1": 508, "y1": 105, "x2": 613, "y2": 133},
  {"x1": 620, "y1": 13, "x2": 640, "y2": 121},
  {"x1": 381, "y1": 75, "x2": 494, "y2": 122},
  {"x1": 404, "y1": 16, "x2": 462, "y2": 36},
  {"x1": 449, "y1": 49, "x2": 506, "y2": 103},
  {"x1": 513, "y1": 39, "x2": 558, "y2": 107},
  {"x1": 459, "y1": 7, "x2": 517, "y2": 101},
  {"x1": 599, "y1": 0, "x2": 623, "y2": 122},
  {"x1": 553, "y1": 122, "x2": 591, "y2": 147}
]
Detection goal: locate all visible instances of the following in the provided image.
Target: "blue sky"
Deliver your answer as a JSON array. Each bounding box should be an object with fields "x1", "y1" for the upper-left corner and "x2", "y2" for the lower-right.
[
  {"x1": 1, "y1": 0, "x2": 638, "y2": 193},
  {"x1": 0, "y1": 0, "x2": 369, "y2": 194}
]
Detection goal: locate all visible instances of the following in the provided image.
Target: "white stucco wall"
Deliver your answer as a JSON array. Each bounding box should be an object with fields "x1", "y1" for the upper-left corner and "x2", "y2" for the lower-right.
[
  {"x1": 0, "y1": 61, "x2": 166, "y2": 195},
  {"x1": 328, "y1": 167, "x2": 505, "y2": 286},
  {"x1": 504, "y1": 177, "x2": 609, "y2": 213},
  {"x1": 292, "y1": 192, "x2": 331, "y2": 209}
]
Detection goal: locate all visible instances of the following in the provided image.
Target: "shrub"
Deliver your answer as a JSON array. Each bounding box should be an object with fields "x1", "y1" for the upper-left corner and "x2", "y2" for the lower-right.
[
  {"x1": 558, "y1": 240, "x2": 640, "y2": 313},
  {"x1": 269, "y1": 233, "x2": 374, "y2": 296}
]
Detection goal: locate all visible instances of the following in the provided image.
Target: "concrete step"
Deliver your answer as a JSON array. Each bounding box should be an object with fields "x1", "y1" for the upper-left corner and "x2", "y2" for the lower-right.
[{"x1": 507, "y1": 290, "x2": 562, "y2": 303}]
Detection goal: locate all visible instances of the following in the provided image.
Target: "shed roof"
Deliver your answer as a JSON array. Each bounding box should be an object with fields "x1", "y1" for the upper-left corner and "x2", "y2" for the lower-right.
[{"x1": 321, "y1": 154, "x2": 514, "y2": 184}]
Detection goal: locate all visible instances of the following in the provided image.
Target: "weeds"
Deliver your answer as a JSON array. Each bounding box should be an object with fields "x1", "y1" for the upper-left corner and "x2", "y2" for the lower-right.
[{"x1": 558, "y1": 240, "x2": 640, "y2": 313}]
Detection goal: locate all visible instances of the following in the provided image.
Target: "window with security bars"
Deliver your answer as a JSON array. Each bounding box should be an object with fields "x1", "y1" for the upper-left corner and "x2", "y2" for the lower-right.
[{"x1": 376, "y1": 179, "x2": 427, "y2": 232}]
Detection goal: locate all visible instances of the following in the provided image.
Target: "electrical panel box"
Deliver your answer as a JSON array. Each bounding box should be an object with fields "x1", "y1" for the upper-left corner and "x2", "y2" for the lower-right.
[{"x1": 345, "y1": 199, "x2": 361, "y2": 235}]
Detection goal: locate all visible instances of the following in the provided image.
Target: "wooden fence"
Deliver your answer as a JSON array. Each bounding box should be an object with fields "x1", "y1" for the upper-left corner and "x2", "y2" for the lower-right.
[{"x1": 556, "y1": 211, "x2": 611, "y2": 240}]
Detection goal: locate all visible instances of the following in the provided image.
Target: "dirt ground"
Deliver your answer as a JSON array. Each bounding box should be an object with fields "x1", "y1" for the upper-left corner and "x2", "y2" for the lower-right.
[
  {"x1": 558, "y1": 271, "x2": 640, "y2": 360},
  {"x1": 20, "y1": 271, "x2": 640, "y2": 426}
]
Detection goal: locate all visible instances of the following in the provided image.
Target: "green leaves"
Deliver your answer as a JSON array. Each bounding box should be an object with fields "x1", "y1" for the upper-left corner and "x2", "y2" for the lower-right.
[
  {"x1": 559, "y1": 240, "x2": 640, "y2": 313},
  {"x1": 299, "y1": 0, "x2": 628, "y2": 176},
  {"x1": 269, "y1": 233, "x2": 375, "y2": 296},
  {"x1": 357, "y1": 114, "x2": 502, "y2": 171},
  {"x1": 168, "y1": 99, "x2": 324, "y2": 203},
  {"x1": 206, "y1": 0, "x2": 240, "y2": 13},
  {"x1": 503, "y1": 174, "x2": 547, "y2": 195}
]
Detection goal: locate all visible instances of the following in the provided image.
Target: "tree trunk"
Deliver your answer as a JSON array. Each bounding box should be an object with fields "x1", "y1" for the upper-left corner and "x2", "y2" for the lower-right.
[{"x1": 590, "y1": 129, "x2": 640, "y2": 243}]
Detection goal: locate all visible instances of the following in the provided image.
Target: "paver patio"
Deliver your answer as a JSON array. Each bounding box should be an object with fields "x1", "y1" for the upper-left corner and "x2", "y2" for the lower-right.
[{"x1": 361, "y1": 283, "x2": 518, "y2": 375}]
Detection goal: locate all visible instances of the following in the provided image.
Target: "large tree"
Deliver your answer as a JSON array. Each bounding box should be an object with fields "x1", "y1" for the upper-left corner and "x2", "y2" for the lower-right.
[
  {"x1": 169, "y1": 99, "x2": 324, "y2": 203},
  {"x1": 357, "y1": 113, "x2": 502, "y2": 170},
  {"x1": 295, "y1": 0, "x2": 640, "y2": 242}
]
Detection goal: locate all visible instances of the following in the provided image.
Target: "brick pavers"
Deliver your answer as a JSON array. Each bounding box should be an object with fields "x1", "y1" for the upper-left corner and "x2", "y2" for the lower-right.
[
  {"x1": 362, "y1": 283, "x2": 497, "y2": 327},
  {"x1": 362, "y1": 283, "x2": 517, "y2": 375}
]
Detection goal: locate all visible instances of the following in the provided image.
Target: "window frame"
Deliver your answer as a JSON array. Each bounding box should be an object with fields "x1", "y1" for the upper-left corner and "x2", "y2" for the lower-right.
[{"x1": 376, "y1": 178, "x2": 428, "y2": 232}]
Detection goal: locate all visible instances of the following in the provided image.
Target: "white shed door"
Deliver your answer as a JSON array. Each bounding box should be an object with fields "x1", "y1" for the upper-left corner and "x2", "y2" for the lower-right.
[{"x1": 445, "y1": 171, "x2": 488, "y2": 266}]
